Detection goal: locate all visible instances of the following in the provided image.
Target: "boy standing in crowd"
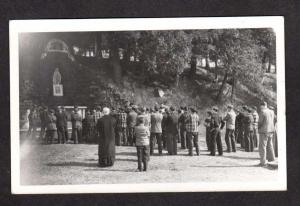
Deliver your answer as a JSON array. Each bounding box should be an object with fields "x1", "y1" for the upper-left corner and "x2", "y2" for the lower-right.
[{"x1": 134, "y1": 117, "x2": 150, "y2": 172}]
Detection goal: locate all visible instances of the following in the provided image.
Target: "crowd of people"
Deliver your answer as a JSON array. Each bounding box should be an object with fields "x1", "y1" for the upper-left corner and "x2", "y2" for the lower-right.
[{"x1": 25, "y1": 101, "x2": 278, "y2": 171}]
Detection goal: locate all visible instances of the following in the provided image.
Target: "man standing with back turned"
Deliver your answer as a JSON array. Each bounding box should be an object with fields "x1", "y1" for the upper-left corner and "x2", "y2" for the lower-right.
[
  {"x1": 223, "y1": 104, "x2": 236, "y2": 153},
  {"x1": 258, "y1": 101, "x2": 275, "y2": 166}
]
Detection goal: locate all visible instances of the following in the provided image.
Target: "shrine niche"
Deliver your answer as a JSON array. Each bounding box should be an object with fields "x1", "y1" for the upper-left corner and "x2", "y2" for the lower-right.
[{"x1": 38, "y1": 38, "x2": 77, "y2": 106}]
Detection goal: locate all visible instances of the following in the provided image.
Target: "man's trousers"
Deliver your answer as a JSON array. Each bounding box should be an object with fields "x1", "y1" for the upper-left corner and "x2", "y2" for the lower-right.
[
  {"x1": 259, "y1": 133, "x2": 275, "y2": 165},
  {"x1": 210, "y1": 128, "x2": 223, "y2": 156},
  {"x1": 136, "y1": 145, "x2": 150, "y2": 171},
  {"x1": 225, "y1": 129, "x2": 236, "y2": 152},
  {"x1": 245, "y1": 130, "x2": 254, "y2": 152},
  {"x1": 57, "y1": 126, "x2": 66, "y2": 144},
  {"x1": 186, "y1": 132, "x2": 199, "y2": 156},
  {"x1": 150, "y1": 133, "x2": 162, "y2": 155},
  {"x1": 117, "y1": 127, "x2": 127, "y2": 146},
  {"x1": 180, "y1": 128, "x2": 187, "y2": 149},
  {"x1": 128, "y1": 127, "x2": 135, "y2": 146}
]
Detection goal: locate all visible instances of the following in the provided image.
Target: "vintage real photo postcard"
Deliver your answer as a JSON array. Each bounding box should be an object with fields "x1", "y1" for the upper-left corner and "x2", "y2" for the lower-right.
[{"x1": 10, "y1": 17, "x2": 286, "y2": 193}]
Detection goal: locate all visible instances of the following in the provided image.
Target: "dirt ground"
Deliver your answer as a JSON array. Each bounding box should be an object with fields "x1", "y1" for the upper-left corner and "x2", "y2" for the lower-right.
[{"x1": 20, "y1": 132, "x2": 278, "y2": 185}]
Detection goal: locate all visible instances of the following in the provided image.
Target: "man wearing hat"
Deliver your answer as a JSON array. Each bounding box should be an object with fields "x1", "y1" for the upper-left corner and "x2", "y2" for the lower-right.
[
  {"x1": 165, "y1": 106, "x2": 179, "y2": 155},
  {"x1": 178, "y1": 106, "x2": 189, "y2": 149},
  {"x1": 150, "y1": 106, "x2": 163, "y2": 155},
  {"x1": 127, "y1": 106, "x2": 138, "y2": 146},
  {"x1": 258, "y1": 101, "x2": 275, "y2": 166},
  {"x1": 237, "y1": 106, "x2": 248, "y2": 148},
  {"x1": 39, "y1": 106, "x2": 48, "y2": 140},
  {"x1": 186, "y1": 107, "x2": 200, "y2": 156},
  {"x1": 45, "y1": 109, "x2": 57, "y2": 144},
  {"x1": 223, "y1": 104, "x2": 237, "y2": 152},
  {"x1": 204, "y1": 110, "x2": 212, "y2": 151},
  {"x1": 243, "y1": 107, "x2": 255, "y2": 152},
  {"x1": 56, "y1": 106, "x2": 68, "y2": 144},
  {"x1": 116, "y1": 107, "x2": 128, "y2": 146},
  {"x1": 71, "y1": 106, "x2": 82, "y2": 144},
  {"x1": 210, "y1": 106, "x2": 225, "y2": 156}
]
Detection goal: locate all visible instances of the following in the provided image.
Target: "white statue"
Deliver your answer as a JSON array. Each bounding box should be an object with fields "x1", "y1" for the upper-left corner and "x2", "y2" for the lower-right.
[{"x1": 53, "y1": 68, "x2": 62, "y2": 85}]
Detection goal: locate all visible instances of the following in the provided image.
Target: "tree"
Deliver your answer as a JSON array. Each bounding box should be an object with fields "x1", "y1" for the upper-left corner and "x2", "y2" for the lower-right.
[
  {"x1": 251, "y1": 28, "x2": 276, "y2": 73},
  {"x1": 138, "y1": 30, "x2": 192, "y2": 86},
  {"x1": 214, "y1": 29, "x2": 263, "y2": 101}
]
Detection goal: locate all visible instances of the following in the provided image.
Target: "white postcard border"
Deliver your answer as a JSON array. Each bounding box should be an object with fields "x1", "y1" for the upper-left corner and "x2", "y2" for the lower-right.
[{"x1": 10, "y1": 17, "x2": 286, "y2": 194}]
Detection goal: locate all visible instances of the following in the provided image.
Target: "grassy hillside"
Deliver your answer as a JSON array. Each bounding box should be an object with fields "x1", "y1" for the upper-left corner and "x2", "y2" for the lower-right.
[{"x1": 85, "y1": 63, "x2": 276, "y2": 122}]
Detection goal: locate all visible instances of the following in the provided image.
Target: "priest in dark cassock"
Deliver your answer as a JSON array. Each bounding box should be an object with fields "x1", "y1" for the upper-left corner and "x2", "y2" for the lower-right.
[{"x1": 97, "y1": 107, "x2": 117, "y2": 167}]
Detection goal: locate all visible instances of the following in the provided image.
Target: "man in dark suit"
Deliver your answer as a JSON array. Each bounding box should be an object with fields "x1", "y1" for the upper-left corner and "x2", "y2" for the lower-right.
[
  {"x1": 71, "y1": 106, "x2": 82, "y2": 144},
  {"x1": 39, "y1": 106, "x2": 48, "y2": 140},
  {"x1": 62, "y1": 106, "x2": 69, "y2": 142},
  {"x1": 56, "y1": 106, "x2": 68, "y2": 144},
  {"x1": 210, "y1": 107, "x2": 225, "y2": 156},
  {"x1": 165, "y1": 106, "x2": 179, "y2": 155}
]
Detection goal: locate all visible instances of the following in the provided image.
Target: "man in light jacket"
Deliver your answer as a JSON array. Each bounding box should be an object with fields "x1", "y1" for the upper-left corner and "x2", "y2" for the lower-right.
[
  {"x1": 258, "y1": 101, "x2": 275, "y2": 166},
  {"x1": 223, "y1": 104, "x2": 236, "y2": 152}
]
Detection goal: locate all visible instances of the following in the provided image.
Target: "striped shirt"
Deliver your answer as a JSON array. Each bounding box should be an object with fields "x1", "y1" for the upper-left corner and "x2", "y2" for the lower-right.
[
  {"x1": 117, "y1": 112, "x2": 127, "y2": 128},
  {"x1": 186, "y1": 113, "x2": 200, "y2": 133}
]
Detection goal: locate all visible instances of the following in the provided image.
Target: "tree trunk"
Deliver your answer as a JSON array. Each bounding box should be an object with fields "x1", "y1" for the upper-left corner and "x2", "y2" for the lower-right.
[
  {"x1": 262, "y1": 52, "x2": 266, "y2": 71},
  {"x1": 231, "y1": 76, "x2": 235, "y2": 101},
  {"x1": 175, "y1": 73, "x2": 180, "y2": 87},
  {"x1": 267, "y1": 58, "x2": 271, "y2": 73},
  {"x1": 216, "y1": 71, "x2": 228, "y2": 101},
  {"x1": 214, "y1": 59, "x2": 218, "y2": 80},
  {"x1": 190, "y1": 56, "x2": 197, "y2": 78},
  {"x1": 94, "y1": 35, "x2": 98, "y2": 57},
  {"x1": 110, "y1": 47, "x2": 122, "y2": 85},
  {"x1": 205, "y1": 56, "x2": 210, "y2": 70}
]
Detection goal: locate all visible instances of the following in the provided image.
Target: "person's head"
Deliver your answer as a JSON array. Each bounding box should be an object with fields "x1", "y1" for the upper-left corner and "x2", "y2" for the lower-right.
[
  {"x1": 207, "y1": 110, "x2": 212, "y2": 117},
  {"x1": 141, "y1": 107, "x2": 146, "y2": 113},
  {"x1": 57, "y1": 106, "x2": 62, "y2": 113},
  {"x1": 190, "y1": 107, "x2": 196, "y2": 113},
  {"x1": 50, "y1": 109, "x2": 55, "y2": 114},
  {"x1": 252, "y1": 106, "x2": 257, "y2": 112},
  {"x1": 246, "y1": 107, "x2": 253, "y2": 114},
  {"x1": 260, "y1": 101, "x2": 267, "y2": 110},
  {"x1": 96, "y1": 106, "x2": 101, "y2": 111},
  {"x1": 242, "y1": 105, "x2": 248, "y2": 112},
  {"x1": 184, "y1": 106, "x2": 188, "y2": 113},
  {"x1": 227, "y1": 104, "x2": 233, "y2": 111},
  {"x1": 137, "y1": 116, "x2": 144, "y2": 125},
  {"x1": 103, "y1": 107, "x2": 110, "y2": 115},
  {"x1": 269, "y1": 105, "x2": 274, "y2": 111},
  {"x1": 170, "y1": 106, "x2": 175, "y2": 112},
  {"x1": 154, "y1": 105, "x2": 159, "y2": 112},
  {"x1": 212, "y1": 106, "x2": 218, "y2": 113}
]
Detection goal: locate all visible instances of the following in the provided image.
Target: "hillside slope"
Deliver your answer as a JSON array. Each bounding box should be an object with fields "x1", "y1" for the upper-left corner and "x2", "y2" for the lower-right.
[{"x1": 83, "y1": 63, "x2": 276, "y2": 119}]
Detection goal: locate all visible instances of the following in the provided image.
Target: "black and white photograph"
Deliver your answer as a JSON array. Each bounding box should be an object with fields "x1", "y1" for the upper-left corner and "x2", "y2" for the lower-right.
[{"x1": 10, "y1": 17, "x2": 286, "y2": 193}]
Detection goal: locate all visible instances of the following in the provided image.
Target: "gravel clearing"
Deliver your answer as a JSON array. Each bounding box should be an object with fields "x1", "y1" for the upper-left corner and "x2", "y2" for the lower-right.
[{"x1": 20, "y1": 133, "x2": 278, "y2": 185}]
